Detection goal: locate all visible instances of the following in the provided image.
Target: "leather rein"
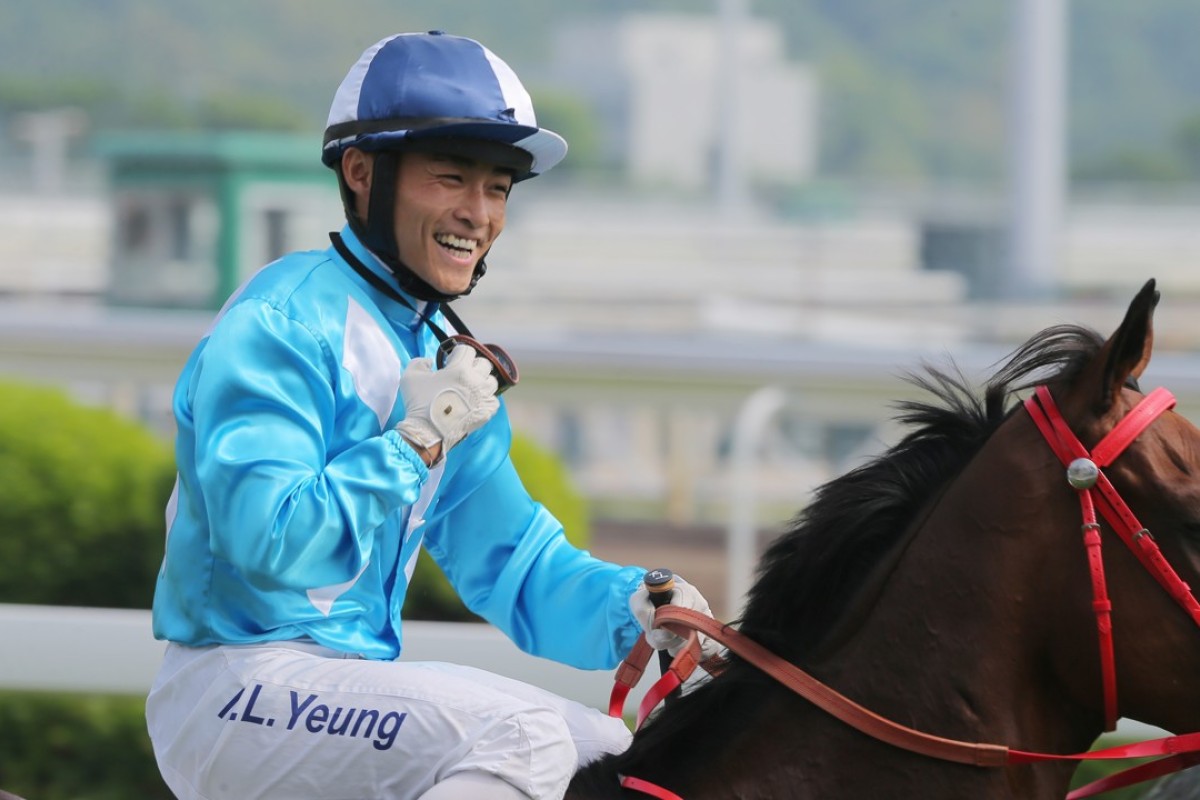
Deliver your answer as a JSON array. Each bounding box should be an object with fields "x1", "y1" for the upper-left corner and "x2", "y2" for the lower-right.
[{"x1": 612, "y1": 384, "x2": 1200, "y2": 799}]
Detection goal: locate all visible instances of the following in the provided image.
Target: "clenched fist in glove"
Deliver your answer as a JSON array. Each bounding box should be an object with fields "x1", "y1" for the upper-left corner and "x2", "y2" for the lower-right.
[
  {"x1": 396, "y1": 344, "x2": 500, "y2": 464},
  {"x1": 629, "y1": 575, "x2": 722, "y2": 660}
]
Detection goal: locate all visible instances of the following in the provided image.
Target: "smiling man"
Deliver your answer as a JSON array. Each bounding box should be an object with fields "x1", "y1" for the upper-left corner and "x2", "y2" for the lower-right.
[
  {"x1": 340, "y1": 144, "x2": 514, "y2": 297},
  {"x1": 144, "y1": 31, "x2": 718, "y2": 800}
]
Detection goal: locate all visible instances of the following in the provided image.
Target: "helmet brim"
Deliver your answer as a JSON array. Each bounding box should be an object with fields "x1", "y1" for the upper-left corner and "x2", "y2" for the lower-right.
[{"x1": 323, "y1": 121, "x2": 567, "y2": 179}]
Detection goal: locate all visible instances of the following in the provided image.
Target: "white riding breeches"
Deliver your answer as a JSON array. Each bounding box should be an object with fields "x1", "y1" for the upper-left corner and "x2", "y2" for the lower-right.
[{"x1": 145, "y1": 641, "x2": 632, "y2": 800}]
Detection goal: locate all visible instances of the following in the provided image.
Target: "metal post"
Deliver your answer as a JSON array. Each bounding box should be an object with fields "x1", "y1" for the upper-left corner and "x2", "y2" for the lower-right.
[
  {"x1": 726, "y1": 386, "x2": 786, "y2": 619},
  {"x1": 1006, "y1": 0, "x2": 1067, "y2": 299}
]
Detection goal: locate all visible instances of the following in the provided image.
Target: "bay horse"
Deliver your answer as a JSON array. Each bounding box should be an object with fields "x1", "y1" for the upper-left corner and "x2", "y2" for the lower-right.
[{"x1": 569, "y1": 279, "x2": 1200, "y2": 799}]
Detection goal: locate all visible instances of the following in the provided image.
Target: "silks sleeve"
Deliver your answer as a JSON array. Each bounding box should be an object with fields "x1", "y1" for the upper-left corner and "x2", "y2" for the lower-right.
[
  {"x1": 420, "y1": 418, "x2": 646, "y2": 669},
  {"x1": 187, "y1": 300, "x2": 425, "y2": 591}
]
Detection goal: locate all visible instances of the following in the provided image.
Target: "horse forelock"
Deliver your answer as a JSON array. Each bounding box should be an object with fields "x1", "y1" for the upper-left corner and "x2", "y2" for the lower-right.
[{"x1": 737, "y1": 324, "x2": 1106, "y2": 660}]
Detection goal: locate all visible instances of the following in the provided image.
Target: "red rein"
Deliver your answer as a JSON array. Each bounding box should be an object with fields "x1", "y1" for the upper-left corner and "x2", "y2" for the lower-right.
[{"x1": 614, "y1": 385, "x2": 1200, "y2": 799}]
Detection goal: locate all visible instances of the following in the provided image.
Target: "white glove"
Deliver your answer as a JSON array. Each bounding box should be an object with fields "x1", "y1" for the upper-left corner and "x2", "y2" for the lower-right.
[
  {"x1": 629, "y1": 575, "x2": 721, "y2": 660},
  {"x1": 395, "y1": 344, "x2": 499, "y2": 460}
]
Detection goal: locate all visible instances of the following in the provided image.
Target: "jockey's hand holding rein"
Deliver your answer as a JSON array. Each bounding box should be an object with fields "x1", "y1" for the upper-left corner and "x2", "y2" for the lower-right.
[
  {"x1": 630, "y1": 576, "x2": 722, "y2": 660},
  {"x1": 396, "y1": 344, "x2": 500, "y2": 467}
]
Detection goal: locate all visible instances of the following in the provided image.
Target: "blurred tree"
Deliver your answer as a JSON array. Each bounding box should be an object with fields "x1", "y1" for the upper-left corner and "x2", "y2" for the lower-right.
[
  {"x1": 1174, "y1": 112, "x2": 1200, "y2": 178},
  {"x1": 528, "y1": 88, "x2": 604, "y2": 173},
  {"x1": 819, "y1": 49, "x2": 928, "y2": 181},
  {"x1": 0, "y1": 75, "x2": 311, "y2": 133},
  {"x1": 1069, "y1": 107, "x2": 1200, "y2": 185},
  {"x1": 9, "y1": 0, "x2": 1200, "y2": 186},
  {"x1": 197, "y1": 90, "x2": 311, "y2": 131},
  {"x1": 1072, "y1": 149, "x2": 1186, "y2": 184}
]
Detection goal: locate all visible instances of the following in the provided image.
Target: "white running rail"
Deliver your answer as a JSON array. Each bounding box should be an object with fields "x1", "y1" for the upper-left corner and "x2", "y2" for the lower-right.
[{"x1": 0, "y1": 603, "x2": 648, "y2": 712}]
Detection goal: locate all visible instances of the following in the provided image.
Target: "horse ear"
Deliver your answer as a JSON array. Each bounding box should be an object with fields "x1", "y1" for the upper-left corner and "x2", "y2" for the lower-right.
[{"x1": 1096, "y1": 279, "x2": 1159, "y2": 408}]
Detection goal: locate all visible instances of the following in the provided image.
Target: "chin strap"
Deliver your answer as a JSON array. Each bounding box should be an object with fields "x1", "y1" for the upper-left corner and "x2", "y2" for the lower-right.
[{"x1": 329, "y1": 232, "x2": 478, "y2": 341}]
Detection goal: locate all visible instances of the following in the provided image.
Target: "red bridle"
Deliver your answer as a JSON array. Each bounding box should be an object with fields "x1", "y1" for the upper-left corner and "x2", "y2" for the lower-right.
[
  {"x1": 614, "y1": 384, "x2": 1200, "y2": 799},
  {"x1": 1023, "y1": 384, "x2": 1200, "y2": 731}
]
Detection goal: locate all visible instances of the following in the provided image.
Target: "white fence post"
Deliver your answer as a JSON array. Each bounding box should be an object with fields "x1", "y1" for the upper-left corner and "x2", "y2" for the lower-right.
[{"x1": 725, "y1": 386, "x2": 787, "y2": 620}]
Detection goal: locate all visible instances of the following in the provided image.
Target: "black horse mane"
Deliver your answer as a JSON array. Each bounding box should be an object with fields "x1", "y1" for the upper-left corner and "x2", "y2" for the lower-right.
[
  {"x1": 570, "y1": 324, "x2": 1109, "y2": 797},
  {"x1": 738, "y1": 323, "x2": 1108, "y2": 659}
]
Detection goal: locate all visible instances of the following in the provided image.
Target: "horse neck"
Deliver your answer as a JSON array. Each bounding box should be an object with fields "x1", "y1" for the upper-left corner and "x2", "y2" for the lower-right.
[
  {"x1": 568, "y1": 418, "x2": 1102, "y2": 800},
  {"x1": 809, "y1": 413, "x2": 1103, "y2": 761}
]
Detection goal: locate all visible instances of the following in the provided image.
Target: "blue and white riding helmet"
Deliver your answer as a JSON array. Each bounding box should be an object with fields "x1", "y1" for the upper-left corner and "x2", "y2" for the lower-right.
[{"x1": 322, "y1": 31, "x2": 567, "y2": 181}]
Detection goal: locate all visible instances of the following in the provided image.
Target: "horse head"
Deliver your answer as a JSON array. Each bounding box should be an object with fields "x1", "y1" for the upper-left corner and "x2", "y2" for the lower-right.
[{"x1": 1036, "y1": 279, "x2": 1200, "y2": 736}]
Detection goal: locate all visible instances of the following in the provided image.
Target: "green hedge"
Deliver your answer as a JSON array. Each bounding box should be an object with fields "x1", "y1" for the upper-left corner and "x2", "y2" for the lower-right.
[
  {"x1": 0, "y1": 380, "x2": 174, "y2": 608},
  {"x1": 0, "y1": 691, "x2": 171, "y2": 800}
]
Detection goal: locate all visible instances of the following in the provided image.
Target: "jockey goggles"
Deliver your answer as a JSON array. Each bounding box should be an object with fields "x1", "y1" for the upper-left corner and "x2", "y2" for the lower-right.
[
  {"x1": 436, "y1": 335, "x2": 519, "y2": 395},
  {"x1": 330, "y1": 232, "x2": 519, "y2": 395}
]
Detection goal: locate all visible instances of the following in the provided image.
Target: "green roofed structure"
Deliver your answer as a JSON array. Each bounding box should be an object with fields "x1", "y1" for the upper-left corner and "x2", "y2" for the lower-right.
[{"x1": 94, "y1": 131, "x2": 341, "y2": 309}]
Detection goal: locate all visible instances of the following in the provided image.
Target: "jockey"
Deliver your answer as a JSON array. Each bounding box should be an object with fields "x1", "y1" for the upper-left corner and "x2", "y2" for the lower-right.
[{"x1": 145, "y1": 31, "x2": 717, "y2": 800}]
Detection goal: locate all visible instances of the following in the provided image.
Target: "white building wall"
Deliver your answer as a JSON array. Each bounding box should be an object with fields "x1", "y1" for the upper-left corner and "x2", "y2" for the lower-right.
[
  {"x1": 1062, "y1": 204, "x2": 1200, "y2": 294},
  {"x1": 622, "y1": 15, "x2": 717, "y2": 189},
  {"x1": 738, "y1": 62, "x2": 818, "y2": 182},
  {"x1": 617, "y1": 13, "x2": 818, "y2": 189},
  {"x1": 0, "y1": 195, "x2": 109, "y2": 296}
]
